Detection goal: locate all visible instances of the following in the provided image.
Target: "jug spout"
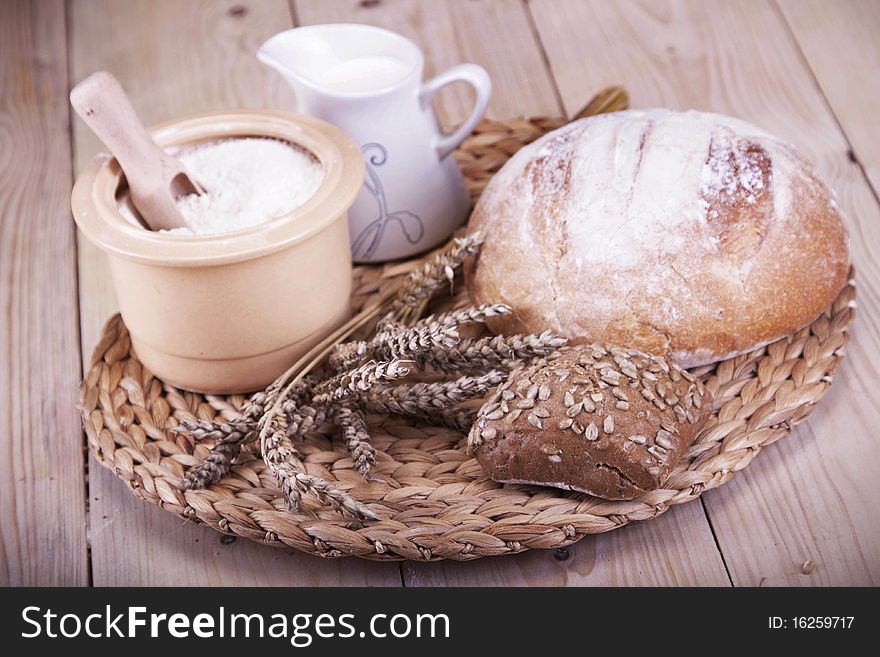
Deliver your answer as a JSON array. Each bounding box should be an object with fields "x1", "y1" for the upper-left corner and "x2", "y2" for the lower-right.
[
  {"x1": 256, "y1": 38, "x2": 296, "y2": 79},
  {"x1": 258, "y1": 25, "x2": 424, "y2": 100},
  {"x1": 258, "y1": 26, "x2": 349, "y2": 93}
]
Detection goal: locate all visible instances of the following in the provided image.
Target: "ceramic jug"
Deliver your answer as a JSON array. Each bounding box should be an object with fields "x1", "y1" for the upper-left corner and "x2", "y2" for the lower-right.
[{"x1": 258, "y1": 23, "x2": 491, "y2": 262}]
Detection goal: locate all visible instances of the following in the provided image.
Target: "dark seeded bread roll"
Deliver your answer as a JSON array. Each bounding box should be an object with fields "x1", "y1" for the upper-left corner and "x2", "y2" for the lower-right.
[{"x1": 467, "y1": 344, "x2": 713, "y2": 500}]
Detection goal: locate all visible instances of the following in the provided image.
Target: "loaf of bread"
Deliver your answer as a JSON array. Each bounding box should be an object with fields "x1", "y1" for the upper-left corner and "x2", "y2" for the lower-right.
[
  {"x1": 466, "y1": 109, "x2": 850, "y2": 368},
  {"x1": 468, "y1": 344, "x2": 712, "y2": 500}
]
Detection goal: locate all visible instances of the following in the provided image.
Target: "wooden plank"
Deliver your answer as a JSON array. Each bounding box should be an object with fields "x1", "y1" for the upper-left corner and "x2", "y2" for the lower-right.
[
  {"x1": 87, "y1": 480, "x2": 398, "y2": 586},
  {"x1": 296, "y1": 0, "x2": 730, "y2": 585},
  {"x1": 0, "y1": 0, "x2": 89, "y2": 585},
  {"x1": 530, "y1": 0, "x2": 880, "y2": 585},
  {"x1": 70, "y1": 0, "x2": 400, "y2": 586},
  {"x1": 778, "y1": 0, "x2": 880, "y2": 195}
]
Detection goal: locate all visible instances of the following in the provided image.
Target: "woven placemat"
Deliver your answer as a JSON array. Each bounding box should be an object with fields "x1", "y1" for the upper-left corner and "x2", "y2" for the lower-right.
[{"x1": 80, "y1": 91, "x2": 856, "y2": 561}]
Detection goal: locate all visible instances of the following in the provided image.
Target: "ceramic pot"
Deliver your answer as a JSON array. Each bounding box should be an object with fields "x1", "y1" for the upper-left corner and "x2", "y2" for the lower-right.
[{"x1": 72, "y1": 110, "x2": 364, "y2": 393}]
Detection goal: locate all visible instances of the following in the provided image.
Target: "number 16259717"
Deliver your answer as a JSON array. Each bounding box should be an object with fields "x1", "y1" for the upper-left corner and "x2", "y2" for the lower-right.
[{"x1": 768, "y1": 617, "x2": 854, "y2": 629}]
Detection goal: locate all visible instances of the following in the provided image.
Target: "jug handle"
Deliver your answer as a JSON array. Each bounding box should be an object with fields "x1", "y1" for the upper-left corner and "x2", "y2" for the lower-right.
[{"x1": 419, "y1": 64, "x2": 492, "y2": 160}]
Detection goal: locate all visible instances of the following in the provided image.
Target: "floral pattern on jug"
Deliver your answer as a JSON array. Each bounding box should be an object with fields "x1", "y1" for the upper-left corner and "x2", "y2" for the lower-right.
[{"x1": 351, "y1": 143, "x2": 425, "y2": 261}]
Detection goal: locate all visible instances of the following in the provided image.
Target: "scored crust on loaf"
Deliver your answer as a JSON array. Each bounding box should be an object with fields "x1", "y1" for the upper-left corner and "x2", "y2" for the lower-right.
[
  {"x1": 468, "y1": 345, "x2": 713, "y2": 500},
  {"x1": 465, "y1": 108, "x2": 851, "y2": 367}
]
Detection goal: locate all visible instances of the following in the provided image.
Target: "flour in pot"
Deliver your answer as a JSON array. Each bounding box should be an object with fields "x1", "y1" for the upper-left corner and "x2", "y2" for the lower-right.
[{"x1": 164, "y1": 137, "x2": 324, "y2": 235}]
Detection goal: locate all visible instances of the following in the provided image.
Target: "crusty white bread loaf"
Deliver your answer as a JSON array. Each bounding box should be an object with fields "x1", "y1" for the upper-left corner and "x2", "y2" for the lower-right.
[{"x1": 466, "y1": 109, "x2": 850, "y2": 368}]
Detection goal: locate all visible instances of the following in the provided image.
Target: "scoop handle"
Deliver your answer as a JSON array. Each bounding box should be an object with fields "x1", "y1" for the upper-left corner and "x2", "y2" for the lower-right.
[
  {"x1": 70, "y1": 71, "x2": 191, "y2": 230},
  {"x1": 70, "y1": 72, "x2": 172, "y2": 180}
]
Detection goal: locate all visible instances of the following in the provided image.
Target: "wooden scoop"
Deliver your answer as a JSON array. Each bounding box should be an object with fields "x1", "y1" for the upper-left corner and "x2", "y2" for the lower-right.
[{"x1": 70, "y1": 71, "x2": 202, "y2": 231}]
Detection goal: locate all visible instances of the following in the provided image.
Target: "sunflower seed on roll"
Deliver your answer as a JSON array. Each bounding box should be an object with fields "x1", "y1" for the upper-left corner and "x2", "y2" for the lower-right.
[{"x1": 467, "y1": 344, "x2": 713, "y2": 501}]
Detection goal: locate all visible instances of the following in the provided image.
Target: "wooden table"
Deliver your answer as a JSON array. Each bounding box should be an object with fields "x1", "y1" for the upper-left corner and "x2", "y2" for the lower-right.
[{"x1": 2, "y1": 0, "x2": 878, "y2": 586}]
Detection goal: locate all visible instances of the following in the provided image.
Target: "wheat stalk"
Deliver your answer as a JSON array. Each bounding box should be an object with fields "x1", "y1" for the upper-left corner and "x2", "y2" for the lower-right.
[
  {"x1": 336, "y1": 405, "x2": 376, "y2": 477},
  {"x1": 383, "y1": 232, "x2": 484, "y2": 323},
  {"x1": 373, "y1": 324, "x2": 460, "y2": 360},
  {"x1": 362, "y1": 370, "x2": 506, "y2": 416},
  {"x1": 181, "y1": 235, "x2": 569, "y2": 522},
  {"x1": 415, "y1": 303, "x2": 511, "y2": 328},
  {"x1": 311, "y1": 359, "x2": 411, "y2": 405},
  {"x1": 182, "y1": 381, "x2": 307, "y2": 489},
  {"x1": 329, "y1": 340, "x2": 370, "y2": 372},
  {"x1": 418, "y1": 331, "x2": 568, "y2": 374}
]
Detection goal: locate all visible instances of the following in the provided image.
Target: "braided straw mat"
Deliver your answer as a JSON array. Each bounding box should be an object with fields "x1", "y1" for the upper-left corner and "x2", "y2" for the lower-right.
[{"x1": 80, "y1": 90, "x2": 856, "y2": 561}]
